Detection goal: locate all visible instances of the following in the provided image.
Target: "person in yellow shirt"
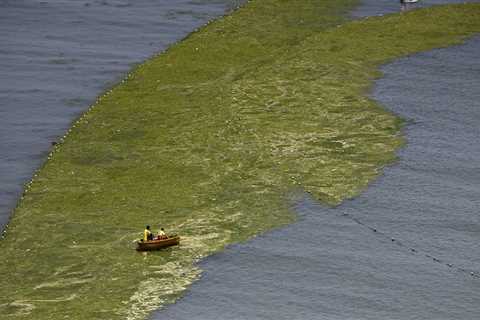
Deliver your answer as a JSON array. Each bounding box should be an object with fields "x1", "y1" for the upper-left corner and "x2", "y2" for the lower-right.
[
  {"x1": 144, "y1": 225, "x2": 153, "y2": 241},
  {"x1": 157, "y1": 228, "x2": 167, "y2": 240}
]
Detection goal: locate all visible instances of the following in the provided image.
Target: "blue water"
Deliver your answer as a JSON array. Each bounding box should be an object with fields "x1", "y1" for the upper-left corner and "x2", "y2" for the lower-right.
[
  {"x1": 2, "y1": 0, "x2": 479, "y2": 318},
  {"x1": 0, "y1": 0, "x2": 243, "y2": 231},
  {"x1": 351, "y1": 0, "x2": 480, "y2": 17},
  {"x1": 152, "y1": 1, "x2": 480, "y2": 319}
]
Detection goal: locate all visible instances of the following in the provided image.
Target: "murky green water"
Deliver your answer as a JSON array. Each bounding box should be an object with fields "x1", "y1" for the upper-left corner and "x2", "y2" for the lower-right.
[{"x1": 1, "y1": 1, "x2": 479, "y2": 319}]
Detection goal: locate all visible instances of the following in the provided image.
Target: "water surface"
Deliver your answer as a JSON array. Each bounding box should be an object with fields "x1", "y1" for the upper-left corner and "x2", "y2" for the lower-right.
[
  {"x1": 351, "y1": 0, "x2": 480, "y2": 17},
  {"x1": 152, "y1": 1, "x2": 480, "y2": 319},
  {"x1": 0, "y1": 0, "x2": 243, "y2": 230}
]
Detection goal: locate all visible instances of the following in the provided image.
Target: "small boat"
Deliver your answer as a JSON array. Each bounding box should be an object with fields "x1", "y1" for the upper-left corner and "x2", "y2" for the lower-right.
[{"x1": 136, "y1": 235, "x2": 180, "y2": 251}]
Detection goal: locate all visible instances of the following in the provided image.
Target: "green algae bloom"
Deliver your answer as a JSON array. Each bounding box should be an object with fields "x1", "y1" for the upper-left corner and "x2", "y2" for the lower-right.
[{"x1": 1, "y1": 1, "x2": 480, "y2": 319}]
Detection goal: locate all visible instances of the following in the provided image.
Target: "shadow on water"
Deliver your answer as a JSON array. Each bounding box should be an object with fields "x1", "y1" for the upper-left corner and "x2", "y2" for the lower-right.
[
  {"x1": 152, "y1": 2, "x2": 480, "y2": 319},
  {"x1": 0, "y1": 0, "x2": 245, "y2": 231}
]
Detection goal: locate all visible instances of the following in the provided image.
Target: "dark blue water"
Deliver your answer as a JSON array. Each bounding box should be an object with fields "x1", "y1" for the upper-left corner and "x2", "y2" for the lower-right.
[
  {"x1": 152, "y1": 1, "x2": 480, "y2": 319},
  {"x1": 0, "y1": 0, "x2": 243, "y2": 231},
  {"x1": 351, "y1": 0, "x2": 480, "y2": 17}
]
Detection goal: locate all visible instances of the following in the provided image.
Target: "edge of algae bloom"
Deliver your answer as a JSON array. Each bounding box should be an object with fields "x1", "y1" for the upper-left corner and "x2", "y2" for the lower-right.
[{"x1": 1, "y1": 1, "x2": 480, "y2": 319}]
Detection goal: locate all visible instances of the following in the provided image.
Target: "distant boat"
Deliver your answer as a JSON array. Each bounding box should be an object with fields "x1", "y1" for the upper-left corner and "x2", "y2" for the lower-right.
[
  {"x1": 404, "y1": 0, "x2": 419, "y2": 3},
  {"x1": 136, "y1": 235, "x2": 180, "y2": 251}
]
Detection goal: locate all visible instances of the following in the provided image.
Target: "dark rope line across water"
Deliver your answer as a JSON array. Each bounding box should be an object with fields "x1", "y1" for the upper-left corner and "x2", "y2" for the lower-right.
[{"x1": 342, "y1": 213, "x2": 480, "y2": 279}]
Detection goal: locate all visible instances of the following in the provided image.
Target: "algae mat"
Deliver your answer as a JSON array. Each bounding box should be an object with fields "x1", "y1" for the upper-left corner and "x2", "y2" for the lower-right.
[{"x1": 1, "y1": 1, "x2": 480, "y2": 319}]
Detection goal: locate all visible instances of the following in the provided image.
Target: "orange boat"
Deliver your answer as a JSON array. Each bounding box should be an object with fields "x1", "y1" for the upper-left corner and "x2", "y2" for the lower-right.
[{"x1": 136, "y1": 235, "x2": 180, "y2": 251}]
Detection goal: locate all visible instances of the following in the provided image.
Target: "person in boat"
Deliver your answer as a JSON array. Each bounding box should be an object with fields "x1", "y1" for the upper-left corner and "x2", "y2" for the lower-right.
[
  {"x1": 144, "y1": 225, "x2": 154, "y2": 241},
  {"x1": 156, "y1": 228, "x2": 168, "y2": 240}
]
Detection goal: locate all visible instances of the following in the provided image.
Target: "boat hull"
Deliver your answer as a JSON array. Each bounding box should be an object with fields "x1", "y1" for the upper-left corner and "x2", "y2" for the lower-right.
[{"x1": 136, "y1": 236, "x2": 180, "y2": 251}]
